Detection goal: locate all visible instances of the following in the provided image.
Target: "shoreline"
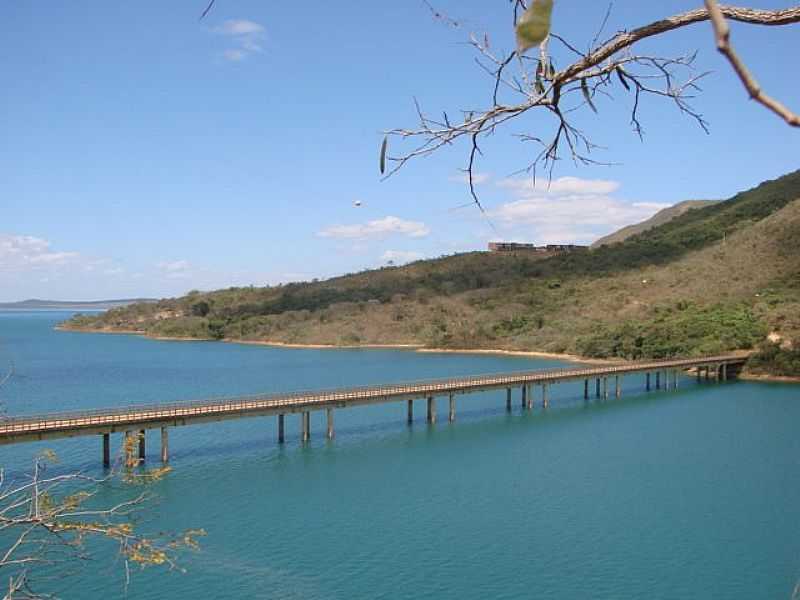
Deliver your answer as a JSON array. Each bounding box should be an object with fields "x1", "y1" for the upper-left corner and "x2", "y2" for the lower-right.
[{"x1": 57, "y1": 325, "x2": 798, "y2": 382}]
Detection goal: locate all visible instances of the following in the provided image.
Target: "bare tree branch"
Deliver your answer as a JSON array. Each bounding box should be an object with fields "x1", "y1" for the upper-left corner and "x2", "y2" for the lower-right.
[{"x1": 704, "y1": 0, "x2": 800, "y2": 126}]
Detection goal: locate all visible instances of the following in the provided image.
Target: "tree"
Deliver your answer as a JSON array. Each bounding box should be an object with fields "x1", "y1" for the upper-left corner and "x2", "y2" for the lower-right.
[
  {"x1": 1, "y1": 446, "x2": 203, "y2": 600},
  {"x1": 382, "y1": 1, "x2": 800, "y2": 209}
]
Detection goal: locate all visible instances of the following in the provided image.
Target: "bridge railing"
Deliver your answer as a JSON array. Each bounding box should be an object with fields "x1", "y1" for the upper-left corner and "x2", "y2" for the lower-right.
[{"x1": 0, "y1": 355, "x2": 745, "y2": 431}]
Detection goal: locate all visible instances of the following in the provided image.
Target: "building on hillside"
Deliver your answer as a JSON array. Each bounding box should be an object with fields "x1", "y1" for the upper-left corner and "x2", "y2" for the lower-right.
[{"x1": 488, "y1": 242, "x2": 587, "y2": 255}]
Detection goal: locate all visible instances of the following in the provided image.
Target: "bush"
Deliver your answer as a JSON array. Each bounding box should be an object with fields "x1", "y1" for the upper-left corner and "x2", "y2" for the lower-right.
[{"x1": 747, "y1": 341, "x2": 800, "y2": 377}]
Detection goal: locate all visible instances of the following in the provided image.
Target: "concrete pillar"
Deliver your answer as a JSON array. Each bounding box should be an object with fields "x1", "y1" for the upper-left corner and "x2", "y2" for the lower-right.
[
  {"x1": 674, "y1": 370, "x2": 679, "y2": 389},
  {"x1": 615, "y1": 375, "x2": 622, "y2": 399},
  {"x1": 721, "y1": 363, "x2": 728, "y2": 381},
  {"x1": 584, "y1": 379, "x2": 589, "y2": 400},
  {"x1": 326, "y1": 408, "x2": 334, "y2": 440},
  {"x1": 448, "y1": 394, "x2": 455, "y2": 422},
  {"x1": 603, "y1": 377, "x2": 609, "y2": 400},
  {"x1": 278, "y1": 414, "x2": 285, "y2": 443},
  {"x1": 714, "y1": 365, "x2": 720, "y2": 382},
  {"x1": 646, "y1": 373, "x2": 651, "y2": 391},
  {"x1": 595, "y1": 378, "x2": 601, "y2": 398},
  {"x1": 506, "y1": 388, "x2": 512, "y2": 412},
  {"x1": 696, "y1": 367, "x2": 702, "y2": 382},
  {"x1": 704, "y1": 366, "x2": 710, "y2": 381},
  {"x1": 407, "y1": 400, "x2": 414, "y2": 424},
  {"x1": 427, "y1": 396, "x2": 436, "y2": 424},
  {"x1": 160, "y1": 427, "x2": 169, "y2": 464},
  {"x1": 301, "y1": 412, "x2": 310, "y2": 442},
  {"x1": 656, "y1": 371, "x2": 661, "y2": 390},
  {"x1": 138, "y1": 430, "x2": 146, "y2": 462},
  {"x1": 102, "y1": 433, "x2": 110, "y2": 468},
  {"x1": 521, "y1": 385, "x2": 527, "y2": 409},
  {"x1": 542, "y1": 384, "x2": 550, "y2": 408},
  {"x1": 526, "y1": 384, "x2": 533, "y2": 410}
]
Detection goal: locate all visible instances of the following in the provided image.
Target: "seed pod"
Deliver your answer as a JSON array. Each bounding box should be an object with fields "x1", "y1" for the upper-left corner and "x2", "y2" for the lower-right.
[
  {"x1": 379, "y1": 135, "x2": 388, "y2": 175},
  {"x1": 581, "y1": 78, "x2": 598, "y2": 114}
]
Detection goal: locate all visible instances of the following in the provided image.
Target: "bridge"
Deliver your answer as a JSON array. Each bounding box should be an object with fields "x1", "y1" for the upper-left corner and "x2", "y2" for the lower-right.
[{"x1": 0, "y1": 355, "x2": 746, "y2": 466}]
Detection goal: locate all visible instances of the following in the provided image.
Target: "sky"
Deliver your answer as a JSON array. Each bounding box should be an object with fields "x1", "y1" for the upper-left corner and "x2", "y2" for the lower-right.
[{"x1": 1, "y1": 1, "x2": 798, "y2": 301}]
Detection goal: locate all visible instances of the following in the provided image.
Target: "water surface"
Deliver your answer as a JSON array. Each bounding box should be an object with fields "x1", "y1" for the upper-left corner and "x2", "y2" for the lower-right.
[{"x1": 1, "y1": 311, "x2": 799, "y2": 599}]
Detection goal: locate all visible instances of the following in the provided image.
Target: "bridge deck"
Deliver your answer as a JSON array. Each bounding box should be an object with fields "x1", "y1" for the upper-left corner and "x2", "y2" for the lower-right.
[{"x1": 0, "y1": 355, "x2": 745, "y2": 444}]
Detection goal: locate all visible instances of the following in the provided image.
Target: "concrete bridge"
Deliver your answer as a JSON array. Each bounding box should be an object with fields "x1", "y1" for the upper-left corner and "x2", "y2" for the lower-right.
[{"x1": 0, "y1": 355, "x2": 746, "y2": 466}]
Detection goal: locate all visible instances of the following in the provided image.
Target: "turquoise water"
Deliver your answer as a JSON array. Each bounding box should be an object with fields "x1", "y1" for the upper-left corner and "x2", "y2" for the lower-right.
[{"x1": 2, "y1": 311, "x2": 800, "y2": 599}]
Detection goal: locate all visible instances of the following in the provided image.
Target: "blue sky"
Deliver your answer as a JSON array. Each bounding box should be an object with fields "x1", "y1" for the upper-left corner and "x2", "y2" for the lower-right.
[{"x1": 1, "y1": 1, "x2": 798, "y2": 301}]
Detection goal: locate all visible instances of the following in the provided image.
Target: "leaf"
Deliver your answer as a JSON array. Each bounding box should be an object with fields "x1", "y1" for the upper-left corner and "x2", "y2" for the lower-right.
[
  {"x1": 535, "y1": 73, "x2": 546, "y2": 95},
  {"x1": 548, "y1": 59, "x2": 556, "y2": 79},
  {"x1": 516, "y1": 0, "x2": 554, "y2": 53},
  {"x1": 581, "y1": 78, "x2": 598, "y2": 114},
  {"x1": 616, "y1": 67, "x2": 631, "y2": 91},
  {"x1": 379, "y1": 135, "x2": 388, "y2": 175}
]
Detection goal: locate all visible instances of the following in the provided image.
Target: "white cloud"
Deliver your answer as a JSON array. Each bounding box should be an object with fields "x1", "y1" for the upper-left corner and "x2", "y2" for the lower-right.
[
  {"x1": 215, "y1": 19, "x2": 264, "y2": 35},
  {"x1": 0, "y1": 235, "x2": 78, "y2": 270},
  {"x1": 381, "y1": 250, "x2": 424, "y2": 265},
  {"x1": 318, "y1": 216, "x2": 430, "y2": 240},
  {"x1": 213, "y1": 19, "x2": 265, "y2": 61},
  {"x1": 488, "y1": 177, "x2": 669, "y2": 245},
  {"x1": 497, "y1": 175, "x2": 620, "y2": 196},
  {"x1": 156, "y1": 260, "x2": 191, "y2": 278}
]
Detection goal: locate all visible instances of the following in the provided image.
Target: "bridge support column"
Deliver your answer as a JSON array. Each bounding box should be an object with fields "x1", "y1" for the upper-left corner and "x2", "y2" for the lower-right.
[
  {"x1": 603, "y1": 377, "x2": 609, "y2": 400},
  {"x1": 704, "y1": 366, "x2": 710, "y2": 381},
  {"x1": 407, "y1": 400, "x2": 414, "y2": 424},
  {"x1": 301, "y1": 412, "x2": 310, "y2": 442},
  {"x1": 656, "y1": 371, "x2": 661, "y2": 390},
  {"x1": 615, "y1": 376, "x2": 622, "y2": 399},
  {"x1": 278, "y1": 414, "x2": 285, "y2": 443},
  {"x1": 646, "y1": 373, "x2": 651, "y2": 391},
  {"x1": 506, "y1": 388, "x2": 512, "y2": 412},
  {"x1": 449, "y1": 394, "x2": 455, "y2": 422},
  {"x1": 138, "y1": 430, "x2": 146, "y2": 462},
  {"x1": 542, "y1": 384, "x2": 550, "y2": 408},
  {"x1": 595, "y1": 378, "x2": 601, "y2": 398},
  {"x1": 326, "y1": 408, "x2": 334, "y2": 440},
  {"x1": 584, "y1": 379, "x2": 589, "y2": 400},
  {"x1": 427, "y1": 396, "x2": 436, "y2": 424},
  {"x1": 102, "y1": 434, "x2": 110, "y2": 468},
  {"x1": 526, "y1": 384, "x2": 533, "y2": 410},
  {"x1": 721, "y1": 363, "x2": 728, "y2": 381},
  {"x1": 160, "y1": 427, "x2": 169, "y2": 464},
  {"x1": 521, "y1": 385, "x2": 527, "y2": 409},
  {"x1": 124, "y1": 431, "x2": 134, "y2": 467},
  {"x1": 674, "y1": 370, "x2": 679, "y2": 390},
  {"x1": 696, "y1": 367, "x2": 702, "y2": 382}
]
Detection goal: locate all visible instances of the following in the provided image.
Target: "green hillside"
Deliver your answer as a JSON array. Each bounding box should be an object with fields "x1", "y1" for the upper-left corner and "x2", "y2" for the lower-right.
[{"x1": 63, "y1": 170, "x2": 800, "y2": 375}]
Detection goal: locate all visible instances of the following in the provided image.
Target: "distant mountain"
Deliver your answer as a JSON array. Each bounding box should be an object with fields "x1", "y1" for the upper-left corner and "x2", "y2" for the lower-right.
[
  {"x1": 591, "y1": 200, "x2": 720, "y2": 248},
  {"x1": 0, "y1": 298, "x2": 156, "y2": 310}
]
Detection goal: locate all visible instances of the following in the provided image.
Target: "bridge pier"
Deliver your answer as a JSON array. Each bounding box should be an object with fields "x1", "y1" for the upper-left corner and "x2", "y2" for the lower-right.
[
  {"x1": 449, "y1": 394, "x2": 455, "y2": 422},
  {"x1": 526, "y1": 384, "x2": 533, "y2": 410},
  {"x1": 602, "y1": 377, "x2": 609, "y2": 400},
  {"x1": 124, "y1": 431, "x2": 134, "y2": 467},
  {"x1": 542, "y1": 383, "x2": 550, "y2": 408},
  {"x1": 521, "y1": 385, "x2": 527, "y2": 409},
  {"x1": 278, "y1": 414, "x2": 285, "y2": 443},
  {"x1": 427, "y1": 396, "x2": 436, "y2": 424},
  {"x1": 326, "y1": 408, "x2": 334, "y2": 440},
  {"x1": 584, "y1": 379, "x2": 589, "y2": 400},
  {"x1": 138, "y1": 430, "x2": 146, "y2": 462},
  {"x1": 721, "y1": 363, "x2": 728, "y2": 381},
  {"x1": 646, "y1": 373, "x2": 651, "y2": 391},
  {"x1": 506, "y1": 388, "x2": 512, "y2": 412},
  {"x1": 301, "y1": 412, "x2": 310, "y2": 442},
  {"x1": 102, "y1": 433, "x2": 110, "y2": 468},
  {"x1": 407, "y1": 400, "x2": 414, "y2": 424},
  {"x1": 595, "y1": 378, "x2": 601, "y2": 398},
  {"x1": 160, "y1": 427, "x2": 169, "y2": 464},
  {"x1": 674, "y1": 370, "x2": 680, "y2": 390},
  {"x1": 656, "y1": 371, "x2": 661, "y2": 390},
  {"x1": 615, "y1": 376, "x2": 622, "y2": 399}
]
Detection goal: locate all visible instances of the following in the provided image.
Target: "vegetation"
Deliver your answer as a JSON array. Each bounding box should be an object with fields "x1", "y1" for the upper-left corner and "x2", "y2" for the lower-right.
[
  {"x1": 747, "y1": 341, "x2": 800, "y2": 377},
  {"x1": 63, "y1": 171, "x2": 800, "y2": 373}
]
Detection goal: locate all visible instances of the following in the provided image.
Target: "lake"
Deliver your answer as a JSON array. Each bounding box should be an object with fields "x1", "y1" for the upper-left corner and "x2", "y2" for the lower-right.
[{"x1": 1, "y1": 310, "x2": 799, "y2": 599}]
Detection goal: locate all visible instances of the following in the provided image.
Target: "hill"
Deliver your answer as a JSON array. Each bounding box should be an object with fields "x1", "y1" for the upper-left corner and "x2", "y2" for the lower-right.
[
  {"x1": 590, "y1": 200, "x2": 719, "y2": 248},
  {"x1": 63, "y1": 170, "x2": 800, "y2": 375}
]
